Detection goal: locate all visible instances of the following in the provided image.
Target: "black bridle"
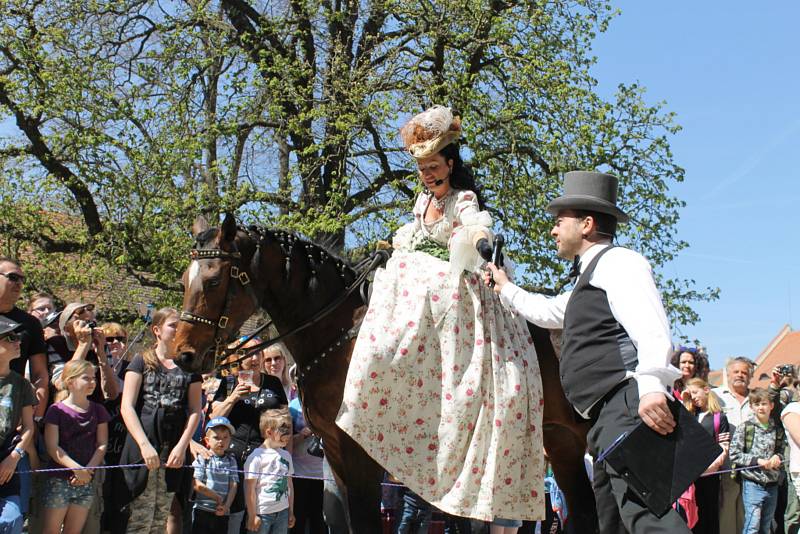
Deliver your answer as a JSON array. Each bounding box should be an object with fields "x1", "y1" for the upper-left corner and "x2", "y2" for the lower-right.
[{"x1": 180, "y1": 229, "x2": 389, "y2": 373}]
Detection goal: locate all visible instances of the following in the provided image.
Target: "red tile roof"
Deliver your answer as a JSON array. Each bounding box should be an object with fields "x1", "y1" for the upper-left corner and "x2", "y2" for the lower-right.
[{"x1": 751, "y1": 325, "x2": 800, "y2": 388}]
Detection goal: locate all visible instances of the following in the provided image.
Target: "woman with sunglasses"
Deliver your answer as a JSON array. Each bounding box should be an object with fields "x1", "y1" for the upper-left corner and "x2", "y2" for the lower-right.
[
  {"x1": 210, "y1": 338, "x2": 288, "y2": 534},
  {"x1": 0, "y1": 317, "x2": 37, "y2": 534},
  {"x1": 262, "y1": 344, "x2": 296, "y2": 404},
  {"x1": 101, "y1": 322, "x2": 131, "y2": 386}
]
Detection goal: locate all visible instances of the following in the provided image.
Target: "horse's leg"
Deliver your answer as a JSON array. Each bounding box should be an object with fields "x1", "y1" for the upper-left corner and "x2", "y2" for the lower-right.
[
  {"x1": 319, "y1": 428, "x2": 384, "y2": 534},
  {"x1": 529, "y1": 324, "x2": 598, "y2": 534}
]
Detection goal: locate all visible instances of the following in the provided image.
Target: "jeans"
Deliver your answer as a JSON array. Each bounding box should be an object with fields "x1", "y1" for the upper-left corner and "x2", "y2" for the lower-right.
[
  {"x1": 396, "y1": 489, "x2": 432, "y2": 534},
  {"x1": 0, "y1": 495, "x2": 22, "y2": 534},
  {"x1": 742, "y1": 479, "x2": 778, "y2": 534},
  {"x1": 250, "y1": 508, "x2": 289, "y2": 534}
]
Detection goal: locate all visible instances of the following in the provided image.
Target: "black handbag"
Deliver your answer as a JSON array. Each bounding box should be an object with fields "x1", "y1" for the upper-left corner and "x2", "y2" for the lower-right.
[{"x1": 306, "y1": 435, "x2": 324, "y2": 458}]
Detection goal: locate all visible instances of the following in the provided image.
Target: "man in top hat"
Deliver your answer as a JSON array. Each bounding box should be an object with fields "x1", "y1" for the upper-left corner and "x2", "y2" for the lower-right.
[{"x1": 485, "y1": 171, "x2": 685, "y2": 533}]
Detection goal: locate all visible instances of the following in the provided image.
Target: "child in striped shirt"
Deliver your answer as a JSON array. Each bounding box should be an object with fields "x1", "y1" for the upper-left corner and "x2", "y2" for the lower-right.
[{"x1": 192, "y1": 417, "x2": 239, "y2": 534}]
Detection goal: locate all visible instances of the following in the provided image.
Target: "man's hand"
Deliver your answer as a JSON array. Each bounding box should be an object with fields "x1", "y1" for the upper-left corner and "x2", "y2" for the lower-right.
[
  {"x1": 288, "y1": 513, "x2": 296, "y2": 529},
  {"x1": 74, "y1": 321, "x2": 93, "y2": 344},
  {"x1": 483, "y1": 263, "x2": 510, "y2": 294},
  {"x1": 638, "y1": 392, "x2": 676, "y2": 435}
]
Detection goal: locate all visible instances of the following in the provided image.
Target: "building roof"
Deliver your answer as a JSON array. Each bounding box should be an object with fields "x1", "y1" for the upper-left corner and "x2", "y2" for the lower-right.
[{"x1": 751, "y1": 325, "x2": 800, "y2": 388}]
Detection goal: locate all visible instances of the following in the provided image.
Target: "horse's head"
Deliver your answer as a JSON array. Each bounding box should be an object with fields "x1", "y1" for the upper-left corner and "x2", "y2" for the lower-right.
[{"x1": 173, "y1": 213, "x2": 259, "y2": 373}]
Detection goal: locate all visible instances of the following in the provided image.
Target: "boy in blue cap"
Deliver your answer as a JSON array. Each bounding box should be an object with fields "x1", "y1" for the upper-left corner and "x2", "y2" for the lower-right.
[{"x1": 192, "y1": 416, "x2": 239, "y2": 534}]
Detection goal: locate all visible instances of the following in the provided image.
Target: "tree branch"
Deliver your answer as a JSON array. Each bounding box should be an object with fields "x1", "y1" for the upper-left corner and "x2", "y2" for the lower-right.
[{"x1": 0, "y1": 81, "x2": 103, "y2": 236}]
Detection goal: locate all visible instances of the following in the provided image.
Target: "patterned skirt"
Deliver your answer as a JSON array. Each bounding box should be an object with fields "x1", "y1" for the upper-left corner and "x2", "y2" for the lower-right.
[{"x1": 336, "y1": 251, "x2": 545, "y2": 521}]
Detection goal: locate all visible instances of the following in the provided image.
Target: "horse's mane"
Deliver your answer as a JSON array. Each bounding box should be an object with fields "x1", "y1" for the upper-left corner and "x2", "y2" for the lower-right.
[{"x1": 244, "y1": 225, "x2": 361, "y2": 280}]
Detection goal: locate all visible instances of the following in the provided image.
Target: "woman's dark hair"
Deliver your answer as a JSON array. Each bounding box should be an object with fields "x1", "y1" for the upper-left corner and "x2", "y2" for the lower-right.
[
  {"x1": 670, "y1": 348, "x2": 710, "y2": 391},
  {"x1": 439, "y1": 143, "x2": 486, "y2": 210}
]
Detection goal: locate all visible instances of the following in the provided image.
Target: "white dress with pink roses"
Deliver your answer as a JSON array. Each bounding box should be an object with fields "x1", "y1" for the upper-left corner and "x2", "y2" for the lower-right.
[{"x1": 336, "y1": 189, "x2": 544, "y2": 522}]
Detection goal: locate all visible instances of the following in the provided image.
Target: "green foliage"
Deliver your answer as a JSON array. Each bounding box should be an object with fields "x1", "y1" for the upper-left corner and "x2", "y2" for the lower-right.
[{"x1": 0, "y1": 0, "x2": 716, "y2": 327}]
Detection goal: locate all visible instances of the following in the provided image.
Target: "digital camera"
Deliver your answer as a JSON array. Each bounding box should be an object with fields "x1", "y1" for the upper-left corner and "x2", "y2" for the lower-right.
[{"x1": 778, "y1": 364, "x2": 795, "y2": 376}]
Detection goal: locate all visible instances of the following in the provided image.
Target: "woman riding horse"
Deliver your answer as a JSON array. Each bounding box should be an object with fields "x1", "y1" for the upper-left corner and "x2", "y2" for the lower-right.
[{"x1": 336, "y1": 106, "x2": 545, "y2": 524}]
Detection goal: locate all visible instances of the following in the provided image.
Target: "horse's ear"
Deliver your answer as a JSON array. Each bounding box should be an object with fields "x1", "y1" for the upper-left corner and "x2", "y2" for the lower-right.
[
  {"x1": 192, "y1": 215, "x2": 209, "y2": 237},
  {"x1": 221, "y1": 212, "x2": 237, "y2": 242}
]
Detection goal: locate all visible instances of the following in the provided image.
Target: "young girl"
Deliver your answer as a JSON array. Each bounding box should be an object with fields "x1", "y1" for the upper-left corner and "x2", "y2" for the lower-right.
[
  {"x1": 119, "y1": 308, "x2": 202, "y2": 534},
  {"x1": 682, "y1": 377, "x2": 730, "y2": 534},
  {"x1": 43, "y1": 360, "x2": 110, "y2": 534}
]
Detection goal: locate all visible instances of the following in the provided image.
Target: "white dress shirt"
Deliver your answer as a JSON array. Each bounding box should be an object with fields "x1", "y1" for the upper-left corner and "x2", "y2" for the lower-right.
[{"x1": 499, "y1": 243, "x2": 679, "y2": 401}]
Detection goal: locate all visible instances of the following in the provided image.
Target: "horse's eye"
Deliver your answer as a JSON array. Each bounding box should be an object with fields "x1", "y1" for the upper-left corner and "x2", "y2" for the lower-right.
[{"x1": 205, "y1": 277, "x2": 221, "y2": 288}]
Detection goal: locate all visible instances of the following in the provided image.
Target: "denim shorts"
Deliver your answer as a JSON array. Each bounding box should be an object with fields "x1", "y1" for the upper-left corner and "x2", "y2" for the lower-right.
[
  {"x1": 43, "y1": 477, "x2": 94, "y2": 509},
  {"x1": 492, "y1": 517, "x2": 523, "y2": 527}
]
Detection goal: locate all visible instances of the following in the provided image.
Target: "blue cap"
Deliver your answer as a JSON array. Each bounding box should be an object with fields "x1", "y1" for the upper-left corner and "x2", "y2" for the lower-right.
[{"x1": 206, "y1": 416, "x2": 235, "y2": 434}]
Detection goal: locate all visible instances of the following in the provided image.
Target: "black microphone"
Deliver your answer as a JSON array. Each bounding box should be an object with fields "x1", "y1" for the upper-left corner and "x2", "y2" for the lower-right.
[{"x1": 433, "y1": 179, "x2": 444, "y2": 186}]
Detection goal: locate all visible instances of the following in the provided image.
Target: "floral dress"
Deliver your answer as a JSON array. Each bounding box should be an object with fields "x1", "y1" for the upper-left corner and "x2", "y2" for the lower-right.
[{"x1": 337, "y1": 189, "x2": 544, "y2": 521}]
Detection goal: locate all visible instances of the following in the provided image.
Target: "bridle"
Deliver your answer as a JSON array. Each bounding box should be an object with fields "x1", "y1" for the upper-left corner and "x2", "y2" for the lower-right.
[
  {"x1": 180, "y1": 228, "x2": 389, "y2": 373},
  {"x1": 179, "y1": 246, "x2": 258, "y2": 366}
]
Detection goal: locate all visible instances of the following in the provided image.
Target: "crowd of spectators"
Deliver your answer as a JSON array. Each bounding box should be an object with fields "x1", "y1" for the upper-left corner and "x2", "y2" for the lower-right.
[{"x1": 2, "y1": 254, "x2": 800, "y2": 534}]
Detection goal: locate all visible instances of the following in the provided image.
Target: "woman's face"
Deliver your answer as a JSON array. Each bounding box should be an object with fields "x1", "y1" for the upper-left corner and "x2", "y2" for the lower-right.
[
  {"x1": 154, "y1": 314, "x2": 179, "y2": 353},
  {"x1": 239, "y1": 344, "x2": 262, "y2": 371},
  {"x1": 686, "y1": 385, "x2": 708, "y2": 410},
  {"x1": 29, "y1": 298, "x2": 54, "y2": 320},
  {"x1": 263, "y1": 349, "x2": 285, "y2": 379},
  {"x1": 106, "y1": 333, "x2": 127, "y2": 358},
  {"x1": 679, "y1": 352, "x2": 696, "y2": 379},
  {"x1": 417, "y1": 153, "x2": 452, "y2": 199}
]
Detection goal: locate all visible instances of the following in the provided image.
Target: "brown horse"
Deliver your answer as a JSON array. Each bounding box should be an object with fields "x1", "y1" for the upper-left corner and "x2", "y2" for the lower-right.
[{"x1": 173, "y1": 214, "x2": 597, "y2": 533}]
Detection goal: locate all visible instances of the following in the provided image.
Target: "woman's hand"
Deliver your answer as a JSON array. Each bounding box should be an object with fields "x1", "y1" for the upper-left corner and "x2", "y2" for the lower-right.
[
  {"x1": 72, "y1": 468, "x2": 93, "y2": 486},
  {"x1": 0, "y1": 453, "x2": 19, "y2": 484},
  {"x1": 165, "y1": 444, "x2": 186, "y2": 468},
  {"x1": 139, "y1": 442, "x2": 160, "y2": 471},
  {"x1": 189, "y1": 440, "x2": 212, "y2": 461},
  {"x1": 228, "y1": 382, "x2": 251, "y2": 402},
  {"x1": 288, "y1": 513, "x2": 296, "y2": 529}
]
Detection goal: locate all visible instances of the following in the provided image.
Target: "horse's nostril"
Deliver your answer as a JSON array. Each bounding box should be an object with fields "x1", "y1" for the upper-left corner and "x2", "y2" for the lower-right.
[{"x1": 179, "y1": 352, "x2": 194, "y2": 366}]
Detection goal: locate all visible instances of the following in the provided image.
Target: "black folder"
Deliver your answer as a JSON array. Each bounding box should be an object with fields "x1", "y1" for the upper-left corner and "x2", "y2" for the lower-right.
[{"x1": 597, "y1": 397, "x2": 722, "y2": 517}]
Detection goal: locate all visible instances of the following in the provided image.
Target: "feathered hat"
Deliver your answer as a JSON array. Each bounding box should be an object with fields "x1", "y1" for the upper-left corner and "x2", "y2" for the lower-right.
[{"x1": 400, "y1": 105, "x2": 461, "y2": 159}]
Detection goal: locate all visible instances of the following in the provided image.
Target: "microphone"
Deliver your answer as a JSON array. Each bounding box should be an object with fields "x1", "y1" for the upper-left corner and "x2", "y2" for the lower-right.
[{"x1": 433, "y1": 179, "x2": 444, "y2": 186}]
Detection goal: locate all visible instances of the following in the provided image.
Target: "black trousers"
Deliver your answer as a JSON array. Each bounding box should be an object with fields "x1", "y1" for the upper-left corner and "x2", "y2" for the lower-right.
[
  {"x1": 191, "y1": 508, "x2": 229, "y2": 534},
  {"x1": 586, "y1": 380, "x2": 691, "y2": 534}
]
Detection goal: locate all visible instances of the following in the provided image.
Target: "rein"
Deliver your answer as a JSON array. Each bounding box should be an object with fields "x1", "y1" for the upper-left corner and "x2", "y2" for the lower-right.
[
  {"x1": 217, "y1": 249, "x2": 388, "y2": 372},
  {"x1": 181, "y1": 227, "x2": 389, "y2": 372}
]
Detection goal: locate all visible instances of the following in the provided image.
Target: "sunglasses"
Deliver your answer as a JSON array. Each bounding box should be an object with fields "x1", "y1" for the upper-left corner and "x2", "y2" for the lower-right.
[
  {"x1": 677, "y1": 346, "x2": 697, "y2": 354},
  {"x1": 0, "y1": 332, "x2": 20, "y2": 343},
  {"x1": 106, "y1": 336, "x2": 127, "y2": 343},
  {"x1": 0, "y1": 272, "x2": 25, "y2": 284},
  {"x1": 75, "y1": 304, "x2": 95, "y2": 314},
  {"x1": 277, "y1": 424, "x2": 292, "y2": 437},
  {"x1": 264, "y1": 355, "x2": 284, "y2": 363}
]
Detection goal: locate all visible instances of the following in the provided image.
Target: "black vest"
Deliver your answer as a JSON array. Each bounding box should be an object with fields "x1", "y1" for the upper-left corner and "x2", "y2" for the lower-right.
[{"x1": 561, "y1": 246, "x2": 638, "y2": 414}]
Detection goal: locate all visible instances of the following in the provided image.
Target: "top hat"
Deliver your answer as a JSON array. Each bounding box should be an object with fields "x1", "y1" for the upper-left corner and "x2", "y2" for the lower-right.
[
  {"x1": 546, "y1": 171, "x2": 629, "y2": 223},
  {"x1": 0, "y1": 316, "x2": 20, "y2": 338}
]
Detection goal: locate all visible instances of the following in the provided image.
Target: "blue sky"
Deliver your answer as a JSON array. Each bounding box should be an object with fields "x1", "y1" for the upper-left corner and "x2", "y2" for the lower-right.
[{"x1": 591, "y1": 3, "x2": 800, "y2": 369}]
